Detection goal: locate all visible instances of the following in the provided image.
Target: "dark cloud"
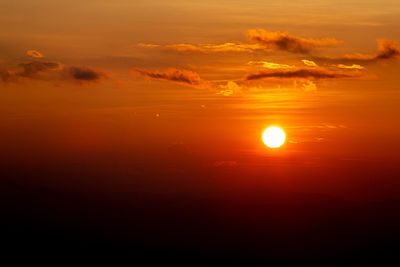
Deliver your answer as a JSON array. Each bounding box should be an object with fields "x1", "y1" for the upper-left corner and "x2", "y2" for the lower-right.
[
  {"x1": 133, "y1": 68, "x2": 209, "y2": 88},
  {"x1": 68, "y1": 66, "x2": 104, "y2": 81},
  {"x1": 245, "y1": 68, "x2": 361, "y2": 81},
  {"x1": 18, "y1": 61, "x2": 60, "y2": 77},
  {"x1": 1, "y1": 61, "x2": 106, "y2": 84},
  {"x1": 247, "y1": 29, "x2": 340, "y2": 53},
  {"x1": 345, "y1": 38, "x2": 400, "y2": 61},
  {"x1": 376, "y1": 39, "x2": 400, "y2": 60},
  {"x1": 316, "y1": 39, "x2": 400, "y2": 63}
]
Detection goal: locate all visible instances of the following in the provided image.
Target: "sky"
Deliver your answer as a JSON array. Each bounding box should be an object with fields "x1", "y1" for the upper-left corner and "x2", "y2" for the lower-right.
[
  {"x1": 3, "y1": 0, "x2": 400, "y2": 262},
  {"x1": 1, "y1": 0, "x2": 400, "y2": 201}
]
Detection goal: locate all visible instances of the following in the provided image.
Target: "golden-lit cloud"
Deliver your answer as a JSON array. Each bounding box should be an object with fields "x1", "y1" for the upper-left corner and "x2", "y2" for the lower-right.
[
  {"x1": 217, "y1": 81, "x2": 241, "y2": 96},
  {"x1": 217, "y1": 89, "x2": 234, "y2": 96},
  {"x1": 166, "y1": 43, "x2": 263, "y2": 53},
  {"x1": 300, "y1": 80, "x2": 317, "y2": 92},
  {"x1": 138, "y1": 43, "x2": 160, "y2": 48},
  {"x1": 165, "y1": 44, "x2": 203, "y2": 53},
  {"x1": 301, "y1": 59, "x2": 318, "y2": 67},
  {"x1": 247, "y1": 61, "x2": 295, "y2": 69},
  {"x1": 245, "y1": 67, "x2": 361, "y2": 81},
  {"x1": 144, "y1": 30, "x2": 340, "y2": 54},
  {"x1": 334, "y1": 64, "x2": 365, "y2": 70},
  {"x1": 133, "y1": 68, "x2": 209, "y2": 88},
  {"x1": 26, "y1": 49, "x2": 44, "y2": 58},
  {"x1": 247, "y1": 29, "x2": 340, "y2": 53}
]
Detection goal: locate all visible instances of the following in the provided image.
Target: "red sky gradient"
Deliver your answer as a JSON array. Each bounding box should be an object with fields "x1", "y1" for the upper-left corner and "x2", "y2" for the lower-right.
[{"x1": 1, "y1": 1, "x2": 400, "y2": 262}]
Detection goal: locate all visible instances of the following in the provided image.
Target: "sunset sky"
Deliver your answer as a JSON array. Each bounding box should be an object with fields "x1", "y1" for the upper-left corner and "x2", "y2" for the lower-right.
[
  {"x1": 1, "y1": 1, "x2": 400, "y2": 261},
  {"x1": 1, "y1": 1, "x2": 400, "y2": 199}
]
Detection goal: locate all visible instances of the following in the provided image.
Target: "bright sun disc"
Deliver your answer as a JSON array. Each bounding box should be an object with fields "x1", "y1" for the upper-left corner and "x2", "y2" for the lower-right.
[{"x1": 262, "y1": 126, "x2": 286, "y2": 148}]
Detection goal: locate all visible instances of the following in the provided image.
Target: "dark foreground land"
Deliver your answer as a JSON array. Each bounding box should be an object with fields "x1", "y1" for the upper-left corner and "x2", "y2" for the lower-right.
[{"x1": 1, "y1": 176, "x2": 400, "y2": 264}]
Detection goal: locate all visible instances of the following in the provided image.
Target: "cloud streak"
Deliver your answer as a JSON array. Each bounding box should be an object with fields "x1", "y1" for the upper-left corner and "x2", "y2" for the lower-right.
[
  {"x1": 247, "y1": 61, "x2": 295, "y2": 69},
  {"x1": 133, "y1": 68, "x2": 209, "y2": 88},
  {"x1": 247, "y1": 29, "x2": 340, "y2": 53},
  {"x1": 18, "y1": 61, "x2": 61, "y2": 77},
  {"x1": 138, "y1": 43, "x2": 160, "y2": 48},
  {"x1": 166, "y1": 43, "x2": 263, "y2": 53},
  {"x1": 245, "y1": 68, "x2": 362, "y2": 81},
  {"x1": 334, "y1": 64, "x2": 365, "y2": 70}
]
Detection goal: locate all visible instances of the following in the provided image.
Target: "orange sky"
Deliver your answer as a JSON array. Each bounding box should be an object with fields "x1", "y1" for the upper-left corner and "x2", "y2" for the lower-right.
[{"x1": 1, "y1": 0, "x2": 400, "y2": 200}]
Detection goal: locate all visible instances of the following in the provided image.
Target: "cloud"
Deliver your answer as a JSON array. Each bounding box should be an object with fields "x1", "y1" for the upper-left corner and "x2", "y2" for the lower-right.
[
  {"x1": 245, "y1": 68, "x2": 361, "y2": 81},
  {"x1": 344, "y1": 39, "x2": 400, "y2": 61},
  {"x1": 334, "y1": 64, "x2": 365, "y2": 70},
  {"x1": 67, "y1": 66, "x2": 105, "y2": 81},
  {"x1": 300, "y1": 80, "x2": 317, "y2": 92},
  {"x1": 133, "y1": 68, "x2": 209, "y2": 88},
  {"x1": 166, "y1": 43, "x2": 262, "y2": 53},
  {"x1": 247, "y1": 29, "x2": 340, "y2": 53},
  {"x1": 145, "y1": 30, "x2": 339, "y2": 54},
  {"x1": 301, "y1": 59, "x2": 318, "y2": 67},
  {"x1": 316, "y1": 39, "x2": 400, "y2": 63},
  {"x1": 138, "y1": 43, "x2": 160, "y2": 48},
  {"x1": 166, "y1": 44, "x2": 204, "y2": 53},
  {"x1": 26, "y1": 50, "x2": 44, "y2": 58},
  {"x1": 1, "y1": 61, "x2": 106, "y2": 83},
  {"x1": 18, "y1": 61, "x2": 61, "y2": 77},
  {"x1": 376, "y1": 39, "x2": 400, "y2": 59},
  {"x1": 217, "y1": 81, "x2": 241, "y2": 96},
  {"x1": 247, "y1": 61, "x2": 295, "y2": 69}
]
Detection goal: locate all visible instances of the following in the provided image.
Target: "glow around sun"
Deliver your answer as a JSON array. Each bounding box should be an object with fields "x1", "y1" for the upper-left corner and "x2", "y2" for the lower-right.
[{"x1": 262, "y1": 126, "x2": 286, "y2": 148}]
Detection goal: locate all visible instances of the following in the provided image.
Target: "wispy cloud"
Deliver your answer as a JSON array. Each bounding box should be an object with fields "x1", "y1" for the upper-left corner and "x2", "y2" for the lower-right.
[
  {"x1": 138, "y1": 43, "x2": 160, "y2": 48},
  {"x1": 18, "y1": 61, "x2": 61, "y2": 77},
  {"x1": 245, "y1": 67, "x2": 362, "y2": 81},
  {"x1": 133, "y1": 68, "x2": 210, "y2": 89},
  {"x1": 301, "y1": 59, "x2": 318, "y2": 67},
  {"x1": 247, "y1": 29, "x2": 340, "y2": 53},
  {"x1": 166, "y1": 43, "x2": 263, "y2": 53},
  {"x1": 247, "y1": 61, "x2": 295, "y2": 69},
  {"x1": 333, "y1": 64, "x2": 365, "y2": 70},
  {"x1": 144, "y1": 30, "x2": 339, "y2": 54}
]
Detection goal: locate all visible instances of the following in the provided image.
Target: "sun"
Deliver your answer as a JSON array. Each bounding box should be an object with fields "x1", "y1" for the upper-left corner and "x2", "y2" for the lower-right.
[{"x1": 262, "y1": 126, "x2": 286, "y2": 148}]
